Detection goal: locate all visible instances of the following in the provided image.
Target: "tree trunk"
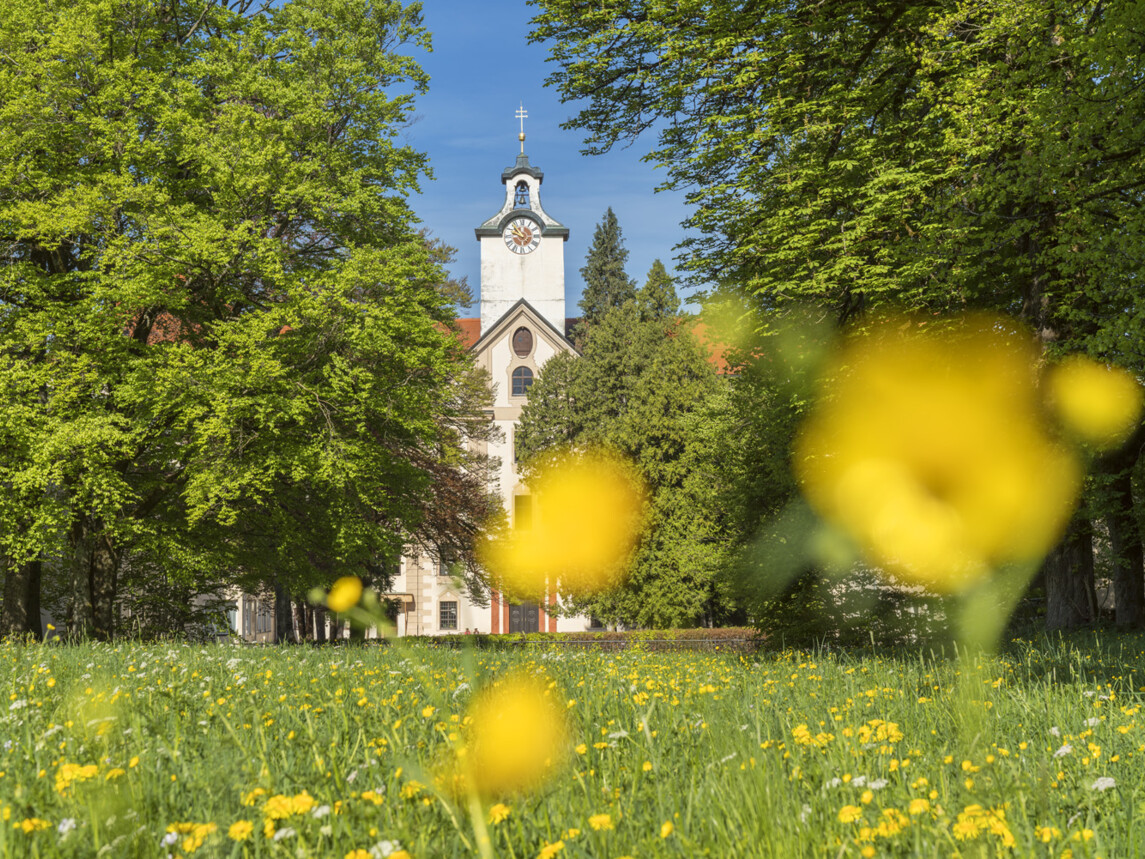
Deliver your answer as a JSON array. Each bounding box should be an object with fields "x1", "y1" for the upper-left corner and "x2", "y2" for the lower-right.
[
  {"x1": 1106, "y1": 467, "x2": 1144, "y2": 626},
  {"x1": 1098, "y1": 439, "x2": 1145, "y2": 626},
  {"x1": 295, "y1": 598, "x2": 310, "y2": 641},
  {"x1": 89, "y1": 535, "x2": 119, "y2": 640},
  {"x1": 68, "y1": 519, "x2": 95, "y2": 639},
  {"x1": 273, "y1": 582, "x2": 293, "y2": 643},
  {"x1": 1044, "y1": 516, "x2": 1097, "y2": 630},
  {"x1": 314, "y1": 607, "x2": 327, "y2": 643},
  {"x1": 1, "y1": 555, "x2": 42, "y2": 639}
]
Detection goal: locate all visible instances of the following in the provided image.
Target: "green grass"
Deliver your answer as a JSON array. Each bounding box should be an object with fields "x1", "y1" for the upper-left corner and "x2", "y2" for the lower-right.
[{"x1": 1, "y1": 633, "x2": 1143, "y2": 858}]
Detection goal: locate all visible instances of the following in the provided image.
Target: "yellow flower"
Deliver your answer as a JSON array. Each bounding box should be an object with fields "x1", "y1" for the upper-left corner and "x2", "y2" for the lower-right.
[
  {"x1": 228, "y1": 820, "x2": 253, "y2": 841},
  {"x1": 54, "y1": 762, "x2": 99, "y2": 795},
  {"x1": 908, "y1": 798, "x2": 930, "y2": 816},
  {"x1": 480, "y1": 449, "x2": 646, "y2": 598},
  {"x1": 537, "y1": 841, "x2": 564, "y2": 859},
  {"x1": 421, "y1": 705, "x2": 436, "y2": 719},
  {"x1": 345, "y1": 851, "x2": 372, "y2": 859},
  {"x1": 488, "y1": 803, "x2": 512, "y2": 825},
  {"x1": 327, "y1": 576, "x2": 363, "y2": 613},
  {"x1": 588, "y1": 813, "x2": 614, "y2": 831},
  {"x1": 575, "y1": 744, "x2": 588, "y2": 755},
  {"x1": 1049, "y1": 356, "x2": 1143, "y2": 449},
  {"x1": 460, "y1": 673, "x2": 569, "y2": 797},
  {"x1": 105, "y1": 768, "x2": 125, "y2": 780},
  {"x1": 262, "y1": 794, "x2": 293, "y2": 820},
  {"x1": 15, "y1": 818, "x2": 50, "y2": 834},
  {"x1": 796, "y1": 316, "x2": 1080, "y2": 593},
  {"x1": 838, "y1": 805, "x2": 862, "y2": 824},
  {"x1": 660, "y1": 821, "x2": 674, "y2": 838}
]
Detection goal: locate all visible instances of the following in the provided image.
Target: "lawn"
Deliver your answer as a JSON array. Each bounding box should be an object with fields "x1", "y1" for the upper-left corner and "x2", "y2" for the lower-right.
[{"x1": 0, "y1": 634, "x2": 1141, "y2": 857}]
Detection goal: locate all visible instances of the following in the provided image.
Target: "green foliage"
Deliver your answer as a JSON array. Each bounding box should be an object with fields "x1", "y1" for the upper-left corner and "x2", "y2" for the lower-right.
[
  {"x1": 519, "y1": 260, "x2": 727, "y2": 627},
  {"x1": 576, "y1": 207, "x2": 637, "y2": 331},
  {"x1": 533, "y1": 1, "x2": 1145, "y2": 348},
  {"x1": 0, "y1": 0, "x2": 494, "y2": 637}
]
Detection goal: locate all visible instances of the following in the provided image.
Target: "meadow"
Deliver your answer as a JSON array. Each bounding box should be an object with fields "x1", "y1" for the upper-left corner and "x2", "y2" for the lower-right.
[{"x1": 0, "y1": 635, "x2": 1142, "y2": 858}]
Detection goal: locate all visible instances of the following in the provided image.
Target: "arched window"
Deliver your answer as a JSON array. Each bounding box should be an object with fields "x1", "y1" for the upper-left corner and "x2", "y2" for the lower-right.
[
  {"x1": 511, "y1": 366, "x2": 534, "y2": 397},
  {"x1": 514, "y1": 181, "x2": 531, "y2": 209}
]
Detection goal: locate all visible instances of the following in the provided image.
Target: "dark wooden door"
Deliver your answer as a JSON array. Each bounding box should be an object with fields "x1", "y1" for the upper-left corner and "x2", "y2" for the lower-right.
[{"x1": 508, "y1": 601, "x2": 540, "y2": 633}]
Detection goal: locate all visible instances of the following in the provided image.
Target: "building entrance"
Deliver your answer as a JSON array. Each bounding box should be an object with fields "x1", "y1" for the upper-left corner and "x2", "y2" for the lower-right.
[{"x1": 508, "y1": 601, "x2": 540, "y2": 633}]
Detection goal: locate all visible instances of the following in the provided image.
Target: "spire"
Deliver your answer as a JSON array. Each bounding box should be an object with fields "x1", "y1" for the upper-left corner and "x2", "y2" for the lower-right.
[{"x1": 516, "y1": 103, "x2": 527, "y2": 155}]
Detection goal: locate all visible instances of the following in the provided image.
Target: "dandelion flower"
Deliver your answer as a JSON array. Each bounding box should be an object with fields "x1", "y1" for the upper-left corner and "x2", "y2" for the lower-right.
[
  {"x1": 796, "y1": 316, "x2": 1080, "y2": 593},
  {"x1": 588, "y1": 813, "x2": 614, "y2": 831},
  {"x1": 488, "y1": 803, "x2": 512, "y2": 825},
  {"x1": 480, "y1": 450, "x2": 646, "y2": 598},
  {"x1": 461, "y1": 673, "x2": 569, "y2": 797},
  {"x1": 228, "y1": 820, "x2": 253, "y2": 841},
  {"x1": 327, "y1": 577, "x2": 363, "y2": 613},
  {"x1": 1049, "y1": 356, "x2": 1142, "y2": 449}
]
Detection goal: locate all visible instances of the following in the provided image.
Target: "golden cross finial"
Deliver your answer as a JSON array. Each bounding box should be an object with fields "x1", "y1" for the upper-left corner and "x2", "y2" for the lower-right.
[{"x1": 516, "y1": 103, "x2": 528, "y2": 153}]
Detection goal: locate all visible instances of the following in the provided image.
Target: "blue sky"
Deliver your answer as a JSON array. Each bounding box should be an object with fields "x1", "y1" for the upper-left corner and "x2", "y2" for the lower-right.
[{"x1": 402, "y1": 0, "x2": 701, "y2": 316}]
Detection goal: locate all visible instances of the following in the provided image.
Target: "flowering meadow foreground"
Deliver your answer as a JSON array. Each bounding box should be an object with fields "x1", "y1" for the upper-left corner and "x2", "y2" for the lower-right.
[{"x1": 1, "y1": 637, "x2": 1143, "y2": 858}]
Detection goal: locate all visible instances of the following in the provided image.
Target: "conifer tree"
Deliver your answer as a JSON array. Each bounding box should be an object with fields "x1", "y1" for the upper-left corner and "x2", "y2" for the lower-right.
[
  {"x1": 638, "y1": 259, "x2": 679, "y2": 321},
  {"x1": 577, "y1": 208, "x2": 637, "y2": 331}
]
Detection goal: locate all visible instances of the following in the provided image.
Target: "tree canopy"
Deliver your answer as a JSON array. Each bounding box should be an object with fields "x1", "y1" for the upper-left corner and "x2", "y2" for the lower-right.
[
  {"x1": 0, "y1": 0, "x2": 495, "y2": 638},
  {"x1": 531, "y1": 0, "x2": 1145, "y2": 629},
  {"x1": 577, "y1": 207, "x2": 637, "y2": 332}
]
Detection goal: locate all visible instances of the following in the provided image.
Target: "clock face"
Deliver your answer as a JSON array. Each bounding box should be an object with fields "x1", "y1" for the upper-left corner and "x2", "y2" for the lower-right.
[{"x1": 503, "y1": 217, "x2": 541, "y2": 255}]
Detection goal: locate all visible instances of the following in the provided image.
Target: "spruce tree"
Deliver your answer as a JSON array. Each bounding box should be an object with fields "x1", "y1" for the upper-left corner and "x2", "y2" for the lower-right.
[
  {"x1": 577, "y1": 208, "x2": 637, "y2": 331},
  {"x1": 638, "y1": 259, "x2": 679, "y2": 321}
]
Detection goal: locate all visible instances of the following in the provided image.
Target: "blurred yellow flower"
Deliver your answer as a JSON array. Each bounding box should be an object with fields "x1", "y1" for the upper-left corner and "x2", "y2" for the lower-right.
[
  {"x1": 660, "y1": 821, "x2": 674, "y2": 838},
  {"x1": 488, "y1": 803, "x2": 512, "y2": 825},
  {"x1": 1048, "y1": 356, "x2": 1142, "y2": 449},
  {"x1": 327, "y1": 577, "x2": 363, "y2": 613},
  {"x1": 228, "y1": 820, "x2": 253, "y2": 841},
  {"x1": 480, "y1": 450, "x2": 646, "y2": 599},
  {"x1": 838, "y1": 805, "x2": 862, "y2": 824},
  {"x1": 461, "y1": 673, "x2": 569, "y2": 797},
  {"x1": 796, "y1": 316, "x2": 1081, "y2": 593},
  {"x1": 588, "y1": 813, "x2": 614, "y2": 831},
  {"x1": 537, "y1": 841, "x2": 564, "y2": 859}
]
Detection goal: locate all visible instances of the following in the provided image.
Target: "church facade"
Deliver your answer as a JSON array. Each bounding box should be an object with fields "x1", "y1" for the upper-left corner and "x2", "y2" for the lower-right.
[{"x1": 383, "y1": 134, "x2": 594, "y2": 636}]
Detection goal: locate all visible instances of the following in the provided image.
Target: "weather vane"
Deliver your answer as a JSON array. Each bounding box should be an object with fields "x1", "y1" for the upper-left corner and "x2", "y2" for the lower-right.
[{"x1": 516, "y1": 103, "x2": 528, "y2": 154}]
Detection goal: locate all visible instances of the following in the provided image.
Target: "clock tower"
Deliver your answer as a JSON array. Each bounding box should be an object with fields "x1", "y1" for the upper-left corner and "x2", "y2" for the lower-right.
[{"x1": 475, "y1": 109, "x2": 569, "y2": 335}]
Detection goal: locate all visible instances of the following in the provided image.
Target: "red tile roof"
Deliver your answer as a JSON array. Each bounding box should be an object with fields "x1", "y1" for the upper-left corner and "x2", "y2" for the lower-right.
[
  {"x1": 455, "y1": 318, "x2": 481, "y2": 349},
  {"x1": 689, "y1": 319, "x2": 734, "y2": 374}
]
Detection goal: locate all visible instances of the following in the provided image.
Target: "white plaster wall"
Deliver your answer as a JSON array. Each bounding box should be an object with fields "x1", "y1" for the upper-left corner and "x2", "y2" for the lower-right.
[{"x1": 479, "y1": 235, "x2": 566, "y2": 334}]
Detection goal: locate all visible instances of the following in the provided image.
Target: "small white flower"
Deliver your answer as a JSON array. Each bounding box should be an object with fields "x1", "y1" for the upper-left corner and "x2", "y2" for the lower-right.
[
  {"x1": 1049, "y1": 726, "x2": 1061, "y2": 736},
  {"x1": 1091, "y1": 777, "x2": 1116, "y2": 791},
  {"x1": 799, "y1": 803, "x2": 812, "y2": 823},
  {"x1": 311, "y1": 805, "x2": 331, "y2": 819},
  {"x1": 345, "y1": 769, "x2": 358, "y2": 783},
  {"x1": 1083, "y1": 691, "x2": 1095, "y2": 698},
  {"x1": 273, "y1": 827, "x2": 296, "y2": 841},
  {"x1": 8, "y1": 699, "x2": 27, "y2": 711},
  {"x1": 608, "y1": 730, "x2": 629, "y2": 739},
  {"x1": 1054, "y1": 744, "x2": 1073, "y2": 758},
  {"x1": 1085, "y1": 717, "x2": 1101, "y2": 727},
  {"x1": 369, "y1": 840, "x2": 403, "y2": 858},
  {"x1": 851, "y1": 775, "x2": 868, "y2": 787},
  {"x1": 57, "y1": 818, "x2": 76, "y2": 837},
  {"x1": 320, "y1": 825, "x2": 333, "y2": 837},
  {"x1": 869, "y1": 778, "x2": 889, "y2": 790},
  {"x1": 161, "y1": 833, "x2": 179, "y2": 847},
  {"x1": 825, "y1": 777, "x2": 842, "y2": 789}
]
